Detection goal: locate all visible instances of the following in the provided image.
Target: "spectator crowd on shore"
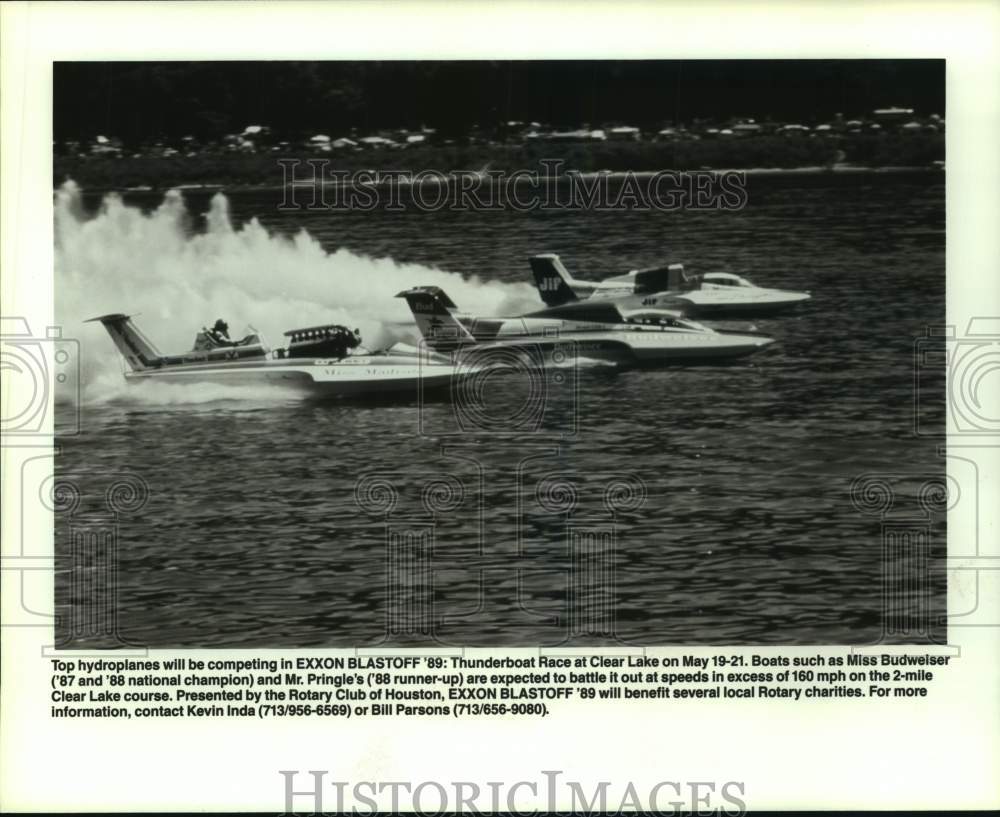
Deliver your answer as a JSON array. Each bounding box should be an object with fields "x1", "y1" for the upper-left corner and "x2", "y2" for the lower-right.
[{"x1": 58, "y1": 106, "x2": 943, "y2": 162}]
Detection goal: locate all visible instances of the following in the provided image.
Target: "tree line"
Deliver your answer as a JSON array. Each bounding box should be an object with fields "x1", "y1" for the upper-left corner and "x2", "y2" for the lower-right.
[{"x1": 54, "y1": 60, "x2": 944, "y2": 148}]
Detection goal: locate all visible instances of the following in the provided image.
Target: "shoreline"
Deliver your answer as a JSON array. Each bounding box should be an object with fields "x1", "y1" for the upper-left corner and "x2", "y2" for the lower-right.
[{"x1": 64, "y1": 164, "x2": 944, "y2": 197}]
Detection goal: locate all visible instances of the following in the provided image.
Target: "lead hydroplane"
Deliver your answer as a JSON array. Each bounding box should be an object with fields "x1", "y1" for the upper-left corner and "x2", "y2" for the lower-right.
[
  {"x1": 530, "y1": 253, "x2": 811, "y2": 318},
  {"x1": 88, "y1": 313, "x2": 469, "y2": 397},
  {"x1": 396, "y1": 285, "x2": 774, "y2": 365}
]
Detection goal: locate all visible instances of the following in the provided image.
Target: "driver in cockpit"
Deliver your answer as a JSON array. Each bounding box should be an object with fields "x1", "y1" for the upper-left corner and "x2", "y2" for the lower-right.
[{"x1": 208, "y1": 318, "x2": 233, "y2": 346}]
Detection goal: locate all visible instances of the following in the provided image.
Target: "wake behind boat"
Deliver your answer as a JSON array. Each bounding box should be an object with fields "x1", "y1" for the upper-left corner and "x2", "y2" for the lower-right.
[{"x1": 88, "y1": 313, "x2": 467, "y2": 397}]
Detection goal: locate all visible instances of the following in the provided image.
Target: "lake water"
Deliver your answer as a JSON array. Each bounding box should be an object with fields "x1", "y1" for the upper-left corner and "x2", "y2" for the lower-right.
[{"x1": 54, "y1": 171, "x2": 946, "y2": 647}]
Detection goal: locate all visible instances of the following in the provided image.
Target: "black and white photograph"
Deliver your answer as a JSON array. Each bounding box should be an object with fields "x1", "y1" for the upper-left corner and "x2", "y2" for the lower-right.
[
  {"x1": 2, "y1": 2, "x2": 998, "y2": 814},
  {"x1": 50, "y1": 58, "x2": 947, "y2": 648}
]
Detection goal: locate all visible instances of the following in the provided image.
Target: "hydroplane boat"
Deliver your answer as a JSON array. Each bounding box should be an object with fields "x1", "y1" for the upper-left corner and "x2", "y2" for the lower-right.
[
  {"x1": 88, "y1": 313, "x2": 467, "y2": 397},
  {"x1": 530, "y1": 253, "x2": 811, "y2": 317},
  {"x1": 396, "y1": 286, "x2": 774, "y2": 365}
]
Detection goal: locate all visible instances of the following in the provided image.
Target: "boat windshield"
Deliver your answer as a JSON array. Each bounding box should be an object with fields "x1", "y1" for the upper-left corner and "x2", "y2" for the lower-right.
[
  {"x1": 556, "y1": 302, "x2": 626, "y2": 323},
  {"x1": 192, "y1": 326, "x2": 266, "y2": 352},
  {"x1": 702, "y1": 272, "x2": 752, "y2": 287},
  {"x1": 625, "y1": 313, "x2": 696, "y2": 329}
]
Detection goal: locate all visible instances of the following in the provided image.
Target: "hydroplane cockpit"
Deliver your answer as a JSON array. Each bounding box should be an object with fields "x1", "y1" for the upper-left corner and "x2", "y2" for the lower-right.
[
  {"x1": 700, "y1": 272, "x2": 754, "y2": 288},
  {"x1": 624, "y1": 311, "x2": 706, "y2": 331},
  {"x1": 192, "y1": 318, "x2": 266, "y2": 352}
]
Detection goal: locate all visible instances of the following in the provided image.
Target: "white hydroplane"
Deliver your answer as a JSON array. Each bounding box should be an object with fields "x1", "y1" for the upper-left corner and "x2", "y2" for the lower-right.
[
  {"x1": 397, "y1": 286, "x2": 774, "y2": 365},
  {"x1": 530, "y1": 253, "x2": 811, "y2": 318},
  {"x1": 89, "y1": 313, "x2": 467, "y2": 397}
]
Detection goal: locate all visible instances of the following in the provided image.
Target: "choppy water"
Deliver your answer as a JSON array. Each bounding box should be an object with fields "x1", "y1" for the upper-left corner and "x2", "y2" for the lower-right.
[{"x1": 54, "y1": 172, "x2": 946, "y2": 647}]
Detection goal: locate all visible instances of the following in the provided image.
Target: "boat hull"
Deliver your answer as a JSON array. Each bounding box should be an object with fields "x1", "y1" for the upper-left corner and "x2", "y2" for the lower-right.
[
  {"x1": 617, "y1": 331, "x2": 775, "y2": 362},
  {"x1": 677, "y1": 291, "x2": 811, "y2": 318},
  {"x1": 458, "y1": 330, "x2": 774, "y2": 367},
  {"x1": 122, "y1": 355, "x2": 462, "y2": 397}
]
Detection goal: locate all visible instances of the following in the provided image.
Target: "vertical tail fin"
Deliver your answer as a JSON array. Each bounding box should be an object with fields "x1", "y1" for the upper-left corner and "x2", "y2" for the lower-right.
[
  {"x1": 633, "y1": 262, "x2": 689, "y2": 294},
  {"x1": 86, "y1": 314, "x2": 163, "y2": 371},
  {"x1": 667, "y1": 263, "x2": 688, "y2": 290},
  {"x1": 529, "y1": 253, "x2": 579, "y2": 306},
  {"x1": 395, "y1": 287, "x2": 476, "y2": 349}
]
